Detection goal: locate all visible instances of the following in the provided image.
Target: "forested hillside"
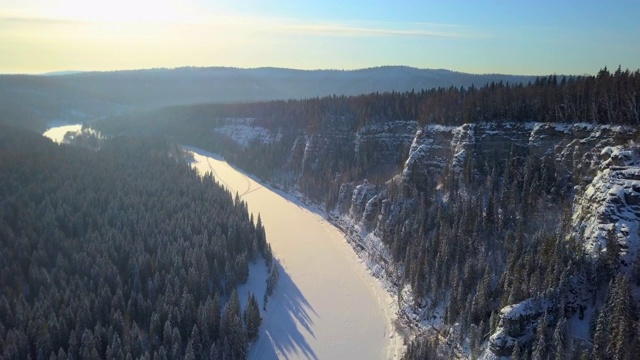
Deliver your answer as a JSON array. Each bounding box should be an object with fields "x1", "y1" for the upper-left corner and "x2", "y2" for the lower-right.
[
  {"x1": 0, "y1": 66, "x2": 536, "y2": 132},
  {"x1": 0, "y1": 125, "x2": 272, "y2": 359},
  {"x1": 96, "y1": 66, "x2": 640, "y2": 206},
  {"x1": 93, "y1": 66, "x2": 640, "y2": 359}
]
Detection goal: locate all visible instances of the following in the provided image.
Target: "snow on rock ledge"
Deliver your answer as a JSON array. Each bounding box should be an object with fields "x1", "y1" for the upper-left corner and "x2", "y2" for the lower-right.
[
  {"x1": 214, "y1": 118, "x2": 282, "y2": 147},
  {"x1": 573, "y1": 145, "x2": 640, "y2": 265},
  {"x1": 488, "y1": 298, "x2": 553, "y2": 356},
  {"x1": 401, "y1": 122, "x2": 638, "y2": 189}
]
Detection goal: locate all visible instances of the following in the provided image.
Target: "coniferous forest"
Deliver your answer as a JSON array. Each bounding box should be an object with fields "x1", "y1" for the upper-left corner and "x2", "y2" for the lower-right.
[
  {"x1": 0, "y1": 125, "x2": 269, "y2": 359},
  {"x1": 0, "y1": 66, "x2": 638, "y2": 359},
  {"x1": 92, "y1": 66, "x2": 640, "y2": 359}
]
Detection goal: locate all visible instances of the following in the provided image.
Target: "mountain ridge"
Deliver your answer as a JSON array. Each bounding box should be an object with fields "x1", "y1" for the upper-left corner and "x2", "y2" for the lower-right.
[{"x1": 0, "y1": 66, "x2": 539, "y2": 131}]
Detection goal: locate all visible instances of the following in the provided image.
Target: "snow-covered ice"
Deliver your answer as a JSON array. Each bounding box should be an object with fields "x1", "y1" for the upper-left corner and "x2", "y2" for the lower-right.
[
  {"x1": 187, "y1": 147, "x2": 403, "y2": 360},
  {"x1": 43, "y1": 124, "x2": 83, "y2": 143}
]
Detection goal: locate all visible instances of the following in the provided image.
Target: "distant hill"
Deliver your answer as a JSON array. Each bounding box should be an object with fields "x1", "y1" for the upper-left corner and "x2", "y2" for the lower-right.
[{"x1": 0, "y1": 66, "x2": 540, "y2": 130}]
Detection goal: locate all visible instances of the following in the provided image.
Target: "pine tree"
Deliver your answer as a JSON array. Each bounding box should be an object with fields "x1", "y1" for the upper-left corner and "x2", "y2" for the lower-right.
[
  {"x1": 221, "y1": 290, "x2": 247, "y2": 360},
  {"x1": 210, "y1": 293, "x2": 221, "y2": 342},
  {"x1": 608, "y1": 275, "x2": 633, "y2": 360},
  {"x1": 106, "y1": 333, "x2": 125, "y2": 360},
  {"x1": 245, "y1": 292, "x2": 262, "y2": 342},
  {"x1": 264, "y1": 243, "x2": 273, "y2": 268},
  {"x1": 266, "y1": 263, "x2": 280, "y2": 297},
  {"x1": 489, "y1": 311, "x2": 499, "y2": 334},
  {"x1": 68, "y1": 330, "x2": 79, "y2": 360},
  {"x1": 155, "y1": 346, "x2": 168, "y2": 360},
  {"x1": 189, "y1": 325, "x2": 202, "y2": 358},
  {"x1": 511, "y1": 340, "x2": 522, "y2": 360},
  {"x1": 589, "y1": 307, "x2": 600, "y2": 340},
  {"x1": 552, "y1": 316, "x2": 567, "y2": 360},
  {"x1": 56, "y1": 348, "x2": 67, "y2": 360},
  {"x1": 631, "y1": 320, "x2": 640, "y2": 360},
  {"x1": 255, "y1": 214, "x2": 266, "y2": 254},
  {"x1": 593, "y1": 308, "x2": 610, "y2": 360},
  {"x1": 184, "y1": 339, "x2": 195, "y2": 360},
  {"x1": 208, "y1": 343, "x2": 219, "y2": 360},
  {"x1": 162, "y1": 320, "x2": 172, "y2": 350},
  {"x1": 532, "y1": 312, "x2": 549, "y2": 360},
  {"x1": 80, "y1": 329, "x2": 98, "y2": 360},
  {"x1": 605, "y1": 227, "x2": 621, "y2": 278},
  {"x1": 633, "y1": 249, "x2": 640, "y2": 286},
  {"x1": 171, "y1": 327, "x2": 182, "y2": 359}
]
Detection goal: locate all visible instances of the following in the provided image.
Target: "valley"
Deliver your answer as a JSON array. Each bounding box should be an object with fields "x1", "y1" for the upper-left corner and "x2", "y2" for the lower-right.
[
  {"x1": 2, "y1": 1, "x2": 640, "y2": 358},
  {"x1": 9, "y1": 65, "x2": 640, "y2": 359}
]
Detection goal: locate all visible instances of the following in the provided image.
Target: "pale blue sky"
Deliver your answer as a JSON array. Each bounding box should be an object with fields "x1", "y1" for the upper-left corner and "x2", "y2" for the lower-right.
[{"x1": 0, "y1": 0, "x2": 638, "y2": 75}]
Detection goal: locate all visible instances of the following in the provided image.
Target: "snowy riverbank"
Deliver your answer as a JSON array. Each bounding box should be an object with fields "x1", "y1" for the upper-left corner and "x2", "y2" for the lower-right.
[{"x1": 187, "y1": 147, "x2": 404, "y2": 360}]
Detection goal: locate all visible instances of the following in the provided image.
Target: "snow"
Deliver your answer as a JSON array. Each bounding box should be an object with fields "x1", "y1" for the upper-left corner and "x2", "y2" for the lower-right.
[
  {"x1": 187, "y1": 147, "x2": 403, "y2": 360},
  {"x1": 43, "y1": 124, "x2": 83, "y2": 143},
  {"x1": 572, "y1": 145, "x2": 640, "y2": 264},
  {"x1": 214, "y1": 119, "x2": 282, "y2": 147}
]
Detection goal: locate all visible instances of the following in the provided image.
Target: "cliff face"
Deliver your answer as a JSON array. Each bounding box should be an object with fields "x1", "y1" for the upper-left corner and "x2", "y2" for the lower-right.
[
  {"x1": 402, "y1": 122, "x2": 637, "y2": 187},
  {"x1": 213, "y1": 118, "x2": 639, "y2": 356},
  {"x1": 342, "y1": 122, "x2": 638, "y2": 355},
  {"x1": 573, "y1": 145, "x2": 640, "y2": 263}
]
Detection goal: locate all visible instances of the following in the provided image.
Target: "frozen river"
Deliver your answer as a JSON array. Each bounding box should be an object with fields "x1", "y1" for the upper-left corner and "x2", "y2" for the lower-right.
[
  {"x1": 43, "y1": 124, "x2": 82, "y2": 143},
  {"x1": 44, "y1": 125, "x2": 401, "y2": 359},
  {"x1": 188, "y1": 148, "x2": 402, "y2": 360}
]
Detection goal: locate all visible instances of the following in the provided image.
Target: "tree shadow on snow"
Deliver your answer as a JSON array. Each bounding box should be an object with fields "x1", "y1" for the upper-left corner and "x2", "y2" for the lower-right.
[{"x1": 251, "y1": 261, "x2": 319, "y2": 360}]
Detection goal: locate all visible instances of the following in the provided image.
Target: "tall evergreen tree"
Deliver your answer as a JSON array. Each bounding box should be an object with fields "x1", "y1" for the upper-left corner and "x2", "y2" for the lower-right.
[
  {"x1": 608, "y1": 275, "x2": 633, "y2": 360},
  {"x1": 245, "y1": 293, "x2": 262, "y2": 342},
  {"x1": 552, "y1": 316, "x2": 567, "y2": 360},
  {"x1": 532, "y1": 312, "x2": 549, "y2": 360}
]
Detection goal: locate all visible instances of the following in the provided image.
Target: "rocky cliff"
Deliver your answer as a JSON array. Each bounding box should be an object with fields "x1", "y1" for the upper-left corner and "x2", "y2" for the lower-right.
[{"x1": 211, "y1": 118, "x2": 639, "y2": 356}]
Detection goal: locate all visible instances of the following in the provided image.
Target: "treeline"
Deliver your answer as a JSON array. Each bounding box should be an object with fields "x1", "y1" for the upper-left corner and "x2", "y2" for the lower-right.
[
  {"x1": 101, "y1": 65, "x2": 639, "y2": 132},
  {"x1": 237, "y1": 66, "x2": 640, "y2": 127},
  {"x1": 96, "y1": 66, "x2": 640, "y2": 138},
  {"x1": 0, "y1": 125, "x2": 271, "y2": 359}
]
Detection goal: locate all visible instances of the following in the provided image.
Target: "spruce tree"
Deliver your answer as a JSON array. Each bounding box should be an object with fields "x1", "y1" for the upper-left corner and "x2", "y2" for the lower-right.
[
  {"x1": 221, "y1": 290, "x2": 247, "y2": 359},
  {"x1": 552, "y1": 316, "x2": 567, "y2": 360},
  {"x1": 245, "y1": 293, "x2": 262, "y2": 342},
  {"x1": 189, "y1": 325, "x2": 202, "y2": 359},
  {"x1": 592, "y1": 308, "x2": 610, "y2": 360},
  {"x1": 184, "y1": 340, "x2": 195, "y2": 360},
  {"x1": 605, "y1": 228, "x2": 621, "y2": 279},
  {"x1": 532, "y1": 312, "x2": 549, "y2": 360},
  {"x1": 633, "y1": 250, "x2": 640, "y2": 286},
  {"x1": 608, "y1": 275, "x2": 633, "y2": 360},
  {"x1": 511, "y1": 340, "x2": 522, "y2": 360},
  {"x1": 106, "y1": 333, "x2": 124, "y2": 360}
]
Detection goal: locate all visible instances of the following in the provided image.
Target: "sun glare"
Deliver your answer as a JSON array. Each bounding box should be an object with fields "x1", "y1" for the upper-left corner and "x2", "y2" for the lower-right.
[{"x1": 48, "y1": 0, "x2": 191, "y2": 23}]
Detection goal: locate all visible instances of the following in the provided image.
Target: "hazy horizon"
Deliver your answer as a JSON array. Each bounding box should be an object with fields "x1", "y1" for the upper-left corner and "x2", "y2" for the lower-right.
[
  {"x1": 9, "y1": 65, "x2": 568, "y2": 77},
  {"x1": 1, "y1": 0, "x2": 638, "y2": 76}
]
